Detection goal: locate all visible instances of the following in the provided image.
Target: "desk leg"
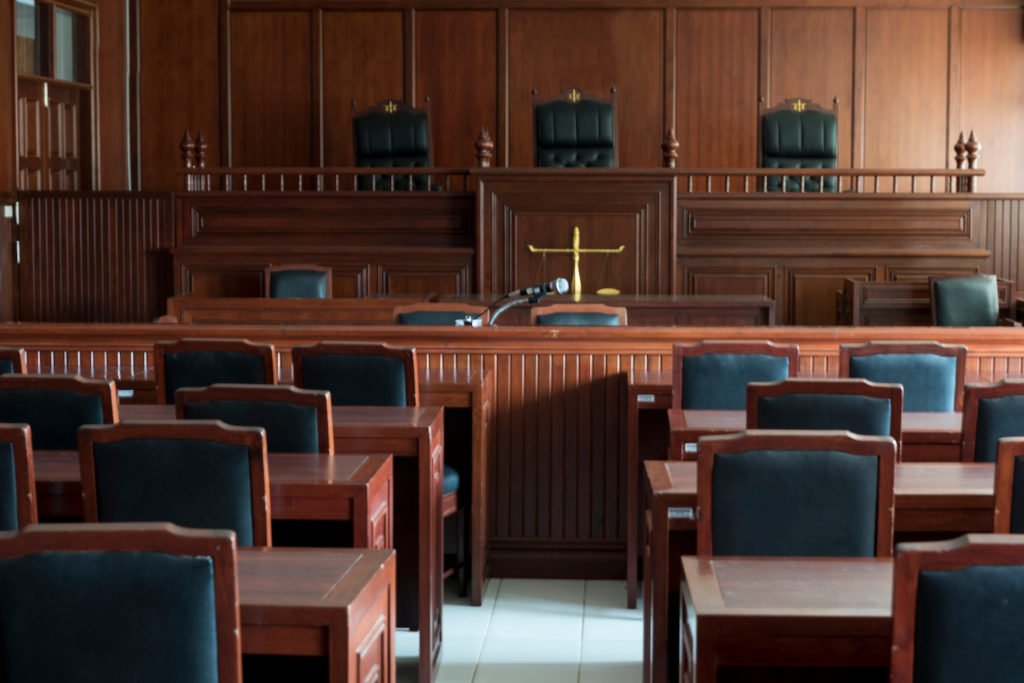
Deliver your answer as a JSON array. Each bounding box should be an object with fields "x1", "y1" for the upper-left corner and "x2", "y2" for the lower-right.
[
  {"x1": 471, "y1": 392, "x2": 491, "y2": 606},
  {"x1": 627, "y1": 389, "x2": 640, "y2": 608},
  {"x1": 419, "y1": 425, "x2": 444, "y2": 683},
  {"x1": 648, "y1": 500, "x2": 670, "y2": 683}
]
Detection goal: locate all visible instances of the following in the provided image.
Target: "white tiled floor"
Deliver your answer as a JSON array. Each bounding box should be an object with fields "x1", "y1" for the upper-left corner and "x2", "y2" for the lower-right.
[{"x1": 397, "y1": 579, "x2": 643, "y2": 683}]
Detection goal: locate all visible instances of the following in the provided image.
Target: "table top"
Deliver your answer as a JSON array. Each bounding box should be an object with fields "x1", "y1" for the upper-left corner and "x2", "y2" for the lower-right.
[{"x1": 120, "y1": 403, "x2": 442, "y2": 432}]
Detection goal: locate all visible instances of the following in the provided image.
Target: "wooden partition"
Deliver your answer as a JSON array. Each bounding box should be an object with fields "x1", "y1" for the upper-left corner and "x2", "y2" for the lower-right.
[{"x1": 3, "y1": 322, "x2": 1024, "y2": 575}]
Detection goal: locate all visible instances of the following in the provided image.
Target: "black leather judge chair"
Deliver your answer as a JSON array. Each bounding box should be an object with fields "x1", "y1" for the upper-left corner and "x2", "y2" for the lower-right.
[
  {"x1": 760, "y1": 97, "x2": 838, "y2": 192},
  {"x1": 535, "y1": 88, "x2": 617, "y2": 168},
  {"x1": 264, "y1": 265, "x2": 332, "y2": 299},
  {"x1": 353, "y1": 100, "x2": 432, "y2": 191}
]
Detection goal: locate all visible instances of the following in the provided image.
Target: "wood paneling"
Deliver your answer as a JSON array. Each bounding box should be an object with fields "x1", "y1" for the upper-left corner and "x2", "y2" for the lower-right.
[
  {"x1": 136, "y1": 0, "x2": 220, "y2": 191},
  {"x1": 864, "y1": 9, "x2": 949, "y2": 169},
  {"x1": 507, "y1": 9, "x2": 664, "y2": 168},
  {"x1": 0, "y1": 210, "x2": 15, "y2": 321},
  {"x1": 229, "y1": 11, "x2": 313, "y2": 166},
  {"x1": 17, "y1": 192, "x2": 173, "y2": 321},
  {"x1": 980, "y1": 197, "x2": 1024, "y2": 286},
  {"x1": 1, "y1": 0, "x2": 17, "y2": 193},
  {"x1": 415, "y1": 10, "x2": 498, "y2": 168},
  {"x1": 960, "y1": 8, "x2": 1024, "y2": 195},
  {"x1": 769, "y1": 8, "x2": 855, "y2": 169},
  {"x1": 322, "y1": 10, "x2": 404, "y2": 167},
  {"x1": 97, "y1": 0, "x2": 127, "y2": 189},
  {"x1": 676, "y1": 9, "x2": 760, "y2": 168}
]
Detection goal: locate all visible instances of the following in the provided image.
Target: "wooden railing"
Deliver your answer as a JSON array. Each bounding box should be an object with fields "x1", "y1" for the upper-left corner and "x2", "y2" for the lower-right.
[{"x1": 670, "y1": 168, "x2": 984, "y2": 194}]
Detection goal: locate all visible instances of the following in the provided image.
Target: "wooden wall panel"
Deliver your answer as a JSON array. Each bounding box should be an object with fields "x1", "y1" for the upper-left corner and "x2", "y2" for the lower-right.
[
  {"x1": 676, "y1": 9, "x2": 760, "y2": 168},
  {"x1": 415, "y1": 10, "x2": 498, "y2": 168},
  {"x1": 0, "y1": 210, "x2": 15, "y2": 321},
  {"x1": 960, "y1": 9, "x2": 1024, "y2": 194},
  {"x1": 322, "y1": 10, "x2": 404, "y2": 167},
  {"x1": 136, "y1": 0, "x2": 220, "y2": 191},
  {"x1": 769, "y1": 8, "x2": 855, "y2": 169},
  {"x1": 1, "y1": 0, "x2": 17, "y2": 193},
  {"x1": 229, "y1": 11, "x2": 313, "y2": 166},
  {"x1": 97, "y1": 0, "x2": 127, "y2": 189},
  {"x1": 980, "y1": 197, "x2": 1024, "y2": 287},
  {"x1": 864, "y1": 9, "x2": 949, "y2": 169},
  {"x1": 17, "y1": 192, "x2": 173, "y2": 322},
  {"x1": 507, "y1": 9, "x2": 664, "y2": 167}
]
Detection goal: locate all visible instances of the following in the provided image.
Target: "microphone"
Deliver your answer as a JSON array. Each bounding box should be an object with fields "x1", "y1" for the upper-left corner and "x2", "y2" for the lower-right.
[{"x1": 510, "y1": 278, "x2": 570, "y2": 299}]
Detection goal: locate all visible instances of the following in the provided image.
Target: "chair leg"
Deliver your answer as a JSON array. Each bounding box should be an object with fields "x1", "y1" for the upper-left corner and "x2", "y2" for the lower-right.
[{"x1": 457, "y1": 507, "x2": 468, "y2": 597}]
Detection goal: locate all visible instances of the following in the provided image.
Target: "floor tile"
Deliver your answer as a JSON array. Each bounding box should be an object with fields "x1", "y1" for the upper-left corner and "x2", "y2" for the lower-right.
[
  {"x1": 582, "y1": 580, "x2": 643, "y2": 641},
  {"x1": 579, "y1": 640, "x2": 643, "y2": 683},
  {"x1": 475, "y1": 638, "x2": 581, "y2": 683}
]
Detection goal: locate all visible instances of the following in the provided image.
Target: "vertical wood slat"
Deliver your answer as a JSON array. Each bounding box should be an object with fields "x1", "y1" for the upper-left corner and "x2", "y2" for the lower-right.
[{"x1": 16, "y1": 192, "x2": 174, "y2": 322}]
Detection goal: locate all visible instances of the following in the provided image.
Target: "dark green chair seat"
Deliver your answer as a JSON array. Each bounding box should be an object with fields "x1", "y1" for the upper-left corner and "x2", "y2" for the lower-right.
[
  {"x1": 932, "y1": 275, "x2": 999, "y2": 326},
  {"x1": 761, "y1": 102, "x2": 838, "y2": 192},
  {"x1": 535, "y1": 93, "x2": 616, "y2": 168}
]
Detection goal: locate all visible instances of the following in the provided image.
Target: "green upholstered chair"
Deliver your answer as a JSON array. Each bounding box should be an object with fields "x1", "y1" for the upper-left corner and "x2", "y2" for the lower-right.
[
  {"x1": 760, "y1": 97, "x2": 838, "y2": 192},
  {"x1": 393, "y1": 302, "x2": 489, "y2": 326},
  {"x1": 672, "y1": 341, "x2": 799, "y2": 410},
  {"x1": 961, "y1": 379, "x2": 1024, "y2": 463},
  {"x1": 353, "y1": 99, "x2": 432, "y2": 191},
  {"x1": 993, "y1": 438, "x2": 1024, "y2": 533},
  {"x1": 0, "y1": 523, "x2": 242, "y2": 683},
  {"x1": 0, "y1": 374, "x2": 117, "y2": 450},
  {"x1": 264, "y1": 265, "x2": 332, "y2": 299},
  {"x1": 155, "y1": 338, "x2": 277, "y2": 404},
  {"x1": 176, "y1": 384, "x2": 333, "y2": 454},
  {"x1": 534, "y1": 88, "x2": 617, "y2": 168},
  {"x1": 839, "y1": 342, "x2": 967, "y2": 412},
  {"x1": 0, "y1": 424, "x2": 35, "y2": 531},
  {"x1": 930, "y1": 274, "x2": 1003, "y2": 326},
  {"x1": 79, "y1": 421, "x2": 271, "y2": 547},
  {"x1": 890, "y1": 535, "x2": 1024, "y2": 683},
  {"x1": 696, "y1": 430, "x2": 896, "y2": 557},
  {"x1": 531, "y1": 303, "x2": 627, "y2": 327},
  {"x1": 0, "y1": 347, "x2": 26, "y2": 376}
]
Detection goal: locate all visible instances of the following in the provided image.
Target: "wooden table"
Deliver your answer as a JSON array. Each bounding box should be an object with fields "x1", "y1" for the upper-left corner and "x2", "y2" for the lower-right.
[
  {"x1": 680, "y1": 556, "x2": 892, "y2": 683},
  {"x1": 118, "y1": 403, "x2": 443, "y2": 683},
  {"x1": 643, "y1": 459, "x2": 994, "y2": 683},
  {"x1": 239, "y1": 546, "x2": 396, "y2": 683}
]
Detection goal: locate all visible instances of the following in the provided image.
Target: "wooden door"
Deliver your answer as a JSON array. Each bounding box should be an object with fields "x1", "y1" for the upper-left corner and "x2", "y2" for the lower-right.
[{"x1": 17, "y1": 80, "x2": 87, "y2": 191}]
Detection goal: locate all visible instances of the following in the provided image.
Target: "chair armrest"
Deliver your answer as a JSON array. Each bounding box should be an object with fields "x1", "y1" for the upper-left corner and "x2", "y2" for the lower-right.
[{"x1": 997, "y1": 317, "x2": 1022, "y2": 327}]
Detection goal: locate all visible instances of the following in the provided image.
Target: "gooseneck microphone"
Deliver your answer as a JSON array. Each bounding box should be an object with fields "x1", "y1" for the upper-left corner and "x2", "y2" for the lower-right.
[{"x1": 509, "y1": 278, "x2": 570, "y2": 299}]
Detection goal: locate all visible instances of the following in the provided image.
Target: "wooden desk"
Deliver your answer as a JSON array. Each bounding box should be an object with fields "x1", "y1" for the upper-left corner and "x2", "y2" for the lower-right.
[
  {"x1": 643, "y1": 460, "x2": 994, "y2": 683},
  {"x1": 117, "y1": 403, "x2": 443, "y2": 683},
  {"x1": 239, "y1": 546, "x2": 396, "y2": 683},
  {"x1": 680, "y1": 556, "x2": 892, "y2": 683}
]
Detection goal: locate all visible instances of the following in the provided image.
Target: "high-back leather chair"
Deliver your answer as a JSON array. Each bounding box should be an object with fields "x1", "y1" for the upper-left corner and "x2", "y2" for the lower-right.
[
  {"x1": 0, "y1": 374, "x2": 118, "y2": 450},
  {"x1": 930, "y1": 274, "x2": 1005, "y2": 326},
  {"x1": 961, "y1": 379, "x2": 1024, "y2": 462},
  {"x1": 534, "y1": 88, "x2": 617, "y2": 168},
  {"x1": 0, "y1": 523, "x2": 242, "y2": 683},
  {"x1": 672, "y1": 341, "x2": 799, "y2": 410},
  {"x1": 353, "y1": 99, "x2": 431, "y2": 191},
  {"x1": 0, "y1": 424, "x2": 35, "y2": 531},
  {"x1": 264, "y1": 265, "x2": 332, "y2": 299},
  {"x1": 760, "y1": 97, "x2": 838, "y2": 192},
  {"x1": 839, "y1": 342, "x2": 967, "y2": 412}
]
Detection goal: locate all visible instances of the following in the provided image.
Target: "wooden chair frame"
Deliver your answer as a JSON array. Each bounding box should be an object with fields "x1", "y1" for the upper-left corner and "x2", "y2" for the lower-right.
[
  {"x1": 393, "y1": 302, "x2": 489, "y2": 326},
  {"x1": 929, "y1": 274, "x2": 1016, "y2": 326},
  {"x1": 78, "y1": 421, "x2": 271, "y2": 547},
  {"x1": 890, "y1": 534, "x2": 1024, "y2": 682},
  {"x1": 993, "y1": 437, "x2": 1024, "y2": 532},
  {"x1": 696, "y1": 430, "x2": 896, "y2": 557},
  {"x1": 961, "y1": 379, "x2": 1024, "y2": 461},
  {"x1": 532, "y1": 86, "x2": 618, "y2": 167},
  {"x1": 746, "y1": 378, "x2": 904, "y2": 455},
  {"x1": 530, "y1": 303, "x2": 628, "y2": 326},
  {"x1": 0, "y1": 522, "x2": 242, "y2": 683},
  {"x1": 155, "y1": 338, "x2": 277, "y2": 405},
  {"x1": 0, "y1": 373, "x2": 119, "y2": 424},
  {"x1": 838, "y1": 341, "x2": 967, "y2": 411},
  {"x1": 291, "y1": 342, "x2": 419, "y2": 408},
  {"x1": 0, "y1": 424, "x2": 36, "y2": 528},
  {"x1": 263, "y1": 264, "x2": 333, "y2": 299},
  {"x1": 0, "y1": 347, "x2": 27, "y2": 374},
  {"x1": 175, "y1": 383, "x2": 334, "y2": 454},
  {"x1": 672, "y1": 340, "x2": 799, "y2": 409}
]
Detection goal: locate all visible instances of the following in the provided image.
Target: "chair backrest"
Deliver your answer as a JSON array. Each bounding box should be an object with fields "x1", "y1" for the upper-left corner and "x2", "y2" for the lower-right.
[
  {"x1": 176, "y1": 384, "x2": 333, "y2": 454},
  {"x1": 0, "y1": 347, "x2": 27, "y2": 376},
  {"x1": 839, "y1": 342, "x2": 967, "y2": 412},
  {"x1": 534, "y1": 88, "x2": 617, "y2": 168},
  {"x1": 79, "y1": 421, "x2": 271, "y2": 547},
  {"x1": 672, "y1": 341, "x2": 799, "y2": 410},
  {"x1": 760, "y1": 97, "x2": 838, "y2": 192},
  {"x1": 890, "y1": 534, "x2": 1024, "y2": 683},
  {"x1": 747, "y1": 378, "x2": 903, "y2": 447},
  {"x1": 0, "y1": 374, "x2": 118, "y2": 450},
  {"x1": 531, "y1": 303, "x2": 627, "y2": 327},
  {"x1": 155, "y1": 338, "x2": 277, "y2": 404},
  {"x1": 696, "y1": 430, "x2": 895, "y2": 557},
  {"x1": 961, "y1": 379, "x2": 1024, "y2": 462},
  {"x1": 930, "y1": 274, "x2": 1001, "y2": 326},
  {"x1": 0, "y1": 424, "x2": 35, "y2": 531},
  {"x1": 993, "y1": 438, "x2": 1024, "y2": 533},
  {"x1": 0, "y1": 522, "x2": 241, "y2": 683},
  {"x1": 353, "y1": 99, "x2": 431, "y2": 191},
  {"x1": 292, "y1": 342, "x2": 418, "y2": 407},
  {"x1": 393, "y1": 302, "x2": 489, "y2": 326},
  {"x1": 264, "y1": 264, "x2": 332, "y2": 299}
]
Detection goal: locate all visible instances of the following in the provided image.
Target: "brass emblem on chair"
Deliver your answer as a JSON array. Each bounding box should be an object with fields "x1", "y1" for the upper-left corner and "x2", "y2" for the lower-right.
[
  {"x1": 384, "y1": 101, "x2": 398, "y2": 114},
  {"x1": 527, "y1": 226, "x2": 625, "y2": 302},
  {"x1": 568, "y1": 89, "x2": 582, "y2": 104},
  {"x1": 791, "y1": 99, "x2": 807, "y2": 112}
]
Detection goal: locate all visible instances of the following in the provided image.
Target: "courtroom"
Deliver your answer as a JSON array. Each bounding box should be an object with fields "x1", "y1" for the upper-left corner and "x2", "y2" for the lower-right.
[{"x1": 2, "y1": 0, "x2": 1024, "y2": 681}]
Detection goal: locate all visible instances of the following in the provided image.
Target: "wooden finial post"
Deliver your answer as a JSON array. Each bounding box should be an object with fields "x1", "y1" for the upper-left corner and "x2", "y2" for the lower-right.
[
  {"x1": 180, "y1": 130, "x2": 195, "y2": 170},
  {"x1": 661, "y1": 128, "x2": 679, "y2": 168},
  {"x1": 966, "y1": 131, "x2": 981, "y2": 193},
  {"x1": 475, "y1": 128, "x2": 495, "y2": 168},
  {"x1": 954, "y1": 132, "x2": 967, "y2": 169},
  {"x1": 194, "y1": 132, "x2": 208, "y2": 170}
]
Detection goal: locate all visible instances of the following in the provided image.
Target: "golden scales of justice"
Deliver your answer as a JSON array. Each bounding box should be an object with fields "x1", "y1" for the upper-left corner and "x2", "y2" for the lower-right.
[{"x1": 527, "y1": 226, "x2": 626, "y2": 302}]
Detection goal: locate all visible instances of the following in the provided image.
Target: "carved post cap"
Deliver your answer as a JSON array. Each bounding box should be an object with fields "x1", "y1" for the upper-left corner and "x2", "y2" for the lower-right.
[
  {"x1": 194, "y1": 132, "x2": 208, "y2": 170},
  {"x1": 180, "y1": 130, "x2": 195, "y2": 170},
  {"x1": 475, "y1": 127, "x2": 495, "y2": 168},
  {"x1": 661, "y1": 128, "x2": 680, "y2": 169},
  {"x1": 954, "y1": 132, "x2": 967, "y2": 169},
  {"x1": 966, "y1": 131, "x2": 981, "y2": 167}
]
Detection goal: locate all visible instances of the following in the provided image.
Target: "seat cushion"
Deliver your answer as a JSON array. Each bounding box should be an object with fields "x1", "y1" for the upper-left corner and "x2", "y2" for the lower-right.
[
  {"x1": 535, "y1": 312, "x2": 621, "y2": 327},
  {"x1": 849, "y1": 353, "x2": 957, "y2": 412},
  {"x1": 756, "y1": 393, "x2": 892, "y2": 437},
  {"x1": 0, "y1": 442, "x2": 16, "y2": 531},
  {"x1": 184, "y1": 400, "x2": 321, "y2": 454},
  {"x1": 974, "y1": 394, "x2": 1024, "y2": 462},
  {"x1": 269, "y1": 270, "x2": 329, "y2": 299},
  {"x1": 163, "y1": 350, "x2": 269, "y2": 403},
  {"x1": 0, "y1": 389, "x2": 105, "y2": 450},
  {"x1": 682, "y1": 354, "x2": 791, "y2": 410},
  {"x1": 934, "y1": 275, "x2": 999, "y2": 326},
  {"x1": 443, "y1": 464, "x2": 460, "y2": 495}
]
